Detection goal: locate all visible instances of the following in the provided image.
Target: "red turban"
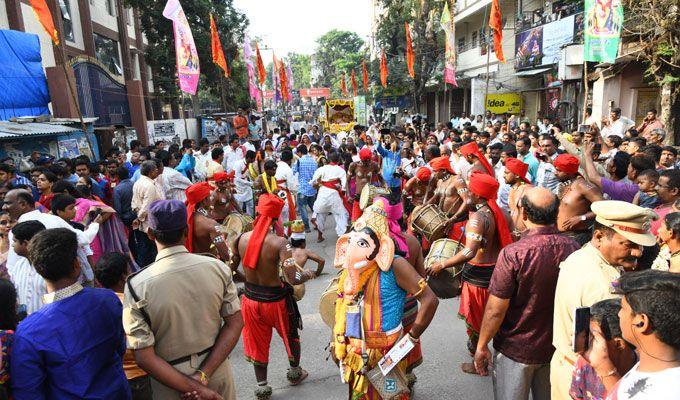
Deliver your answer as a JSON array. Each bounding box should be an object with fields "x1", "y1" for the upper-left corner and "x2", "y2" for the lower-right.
[
  {"x1": 359, "y1": 147, "x2": 372, "y2": 161},
  {"x1": 554, "y1": 154, "x2": 580, "y2": 175},
  {"x1": 468, "y1": 172, "x2": 512, "y2": 248},
  {"x1": 429, "y1": 156, "x2": 455, "y2": 175},
  {"x1": 505, "y1": 158, "x2": 531, "y2": 184},
  {"x1": 416, "y1": 167, "x2": 432, "y2": 182},
  {"x1": 243, "y1": 194, "x2": 285, "y2": 269},
  {"x1": 185, "y1": 182, "x2": 213, "y2": 252},
  {"x1": 213, "y1": 171, "x2": 234, "y2": 183},
  {"x1": 460, "y1": 141, "x2": 495, "y2": 176}
]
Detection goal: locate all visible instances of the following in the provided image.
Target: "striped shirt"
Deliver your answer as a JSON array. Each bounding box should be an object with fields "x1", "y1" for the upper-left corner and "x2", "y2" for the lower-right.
[{"x1": 8, "y1": 256, "x2": 46, "y2": 315}]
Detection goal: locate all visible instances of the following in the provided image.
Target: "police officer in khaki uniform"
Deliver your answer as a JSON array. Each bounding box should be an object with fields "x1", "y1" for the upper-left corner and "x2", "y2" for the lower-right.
[
  {"x1": 550, "y1": 200, "x2": 658, "y2": 399},
  {"x1": 123, "y1": 200, "x2": 243, "y2": 400}
]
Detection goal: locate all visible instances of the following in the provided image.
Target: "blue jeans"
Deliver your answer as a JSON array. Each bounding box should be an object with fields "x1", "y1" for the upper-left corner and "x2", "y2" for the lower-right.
[{"x1": 297, "y1": 193, "x2": 316, "y2": 230}]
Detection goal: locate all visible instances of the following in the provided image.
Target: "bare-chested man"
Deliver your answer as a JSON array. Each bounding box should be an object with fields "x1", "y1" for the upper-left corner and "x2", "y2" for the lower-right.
[
  {"x1": 553, "y1": 153, "x2": 603, "y2": 245},
  {"x1": 185, "y1": 182, "x2": 232, "y2": 265},
  {"x1": 426, "y1": 156, "x2": 470, "y2": 242},
  {"x1": 504, "y1": 158, "x2": 534, "y2": 239},
  {"x1": 426, "y1": 172, "x2": 513, "y2": 375},
  {"x1": 289, "y1": 227, "x2": 325, "y2": 277},
  {"x1": 211, "y1": 171, "x2": 241, "y2": 223},
  {"x1": 253, "y1": 160, "x2": 285, "y2": 236},
  {"x1": 403, "y1": 166, "x2": 434, "y2": 214},
  {"x1": 459, "y1": 141, "x2": 495, "y2": 181},
  {"x1": 231, "y1": 194, "x2": 316, "y2": 400},
  {"x1": 347, "y1": 147, "x2": 383, "y2": 221}
]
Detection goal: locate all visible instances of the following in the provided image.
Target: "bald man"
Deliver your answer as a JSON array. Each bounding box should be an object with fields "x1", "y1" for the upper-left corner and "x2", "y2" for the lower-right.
[{"x1": 473, "y1": 187, "x2": 579, "y2": 399}]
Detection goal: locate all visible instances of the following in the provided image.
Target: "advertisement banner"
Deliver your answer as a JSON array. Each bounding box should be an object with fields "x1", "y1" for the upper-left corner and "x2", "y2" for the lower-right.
[
  {"x1": 515, "y1": 26, "x2": 543, "y2": 69},
  {"x1": 584, "y1": 0, "x2": 624, "y2": 63},
  {"x1": 57, "y1": 138, "x2": 79, "y2": 158},
  {"x1": 485, "y1": 93, "x2": 522, "y2": 114},
  {"x1": 163, "y1": 0, "x2": 200, "y2": 95},
  {"x1": 353, "y1": 96, "x2": 367, "y2": 126},
  {"x1": 542, "y1": 15, "x2": 575, "y2": 66},
  {"x1": 299, "y1": 88, "x2": 331, "y2": 98}
]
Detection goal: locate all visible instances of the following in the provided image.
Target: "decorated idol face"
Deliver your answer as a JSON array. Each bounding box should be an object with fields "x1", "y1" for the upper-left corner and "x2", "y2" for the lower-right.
[{"x1": 334, "y1": 227, "x2": 394, "y2": 295}]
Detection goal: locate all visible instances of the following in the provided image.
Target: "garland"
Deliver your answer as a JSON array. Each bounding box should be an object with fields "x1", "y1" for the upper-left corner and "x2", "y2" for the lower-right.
[{"x1": 261, "y1": 174, "x2": 277, "y2": 194}]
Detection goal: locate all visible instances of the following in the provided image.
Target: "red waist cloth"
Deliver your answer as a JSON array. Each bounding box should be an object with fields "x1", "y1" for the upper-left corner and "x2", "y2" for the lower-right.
[
  {"x1": 351, "y1": 201, "x2": 363, "y2": 222},
  {"x1": 458, "y1": 278, "x2": 491, "y2": 343},
  {"x1": 321, "y1": 180, "x2": 352, "y2": 215},
  {"x1": 241, "y1": 296, "x2": 296, "y2": 365}
]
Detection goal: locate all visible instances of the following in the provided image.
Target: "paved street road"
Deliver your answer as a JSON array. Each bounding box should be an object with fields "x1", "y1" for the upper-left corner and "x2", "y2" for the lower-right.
[{"x1": 231, "y1": 226, "x2": 493, "y2": 399}]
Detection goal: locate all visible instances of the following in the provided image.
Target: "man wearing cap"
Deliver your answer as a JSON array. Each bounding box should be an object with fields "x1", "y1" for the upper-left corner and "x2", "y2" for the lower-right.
[
  {"x1": 460, "y1": 141, "x2": 495, "y2": 181},
  {"x1": 403, "y1": 166, "x2": 433, "y2": 213},
  {"x1": 554, "y1": 154, "x2": 604, "y2": 246},
  {"x1": 427, "y1": 156, "x2": 470, "y2": 242},
  {"x1": 550, "y1": 200, "x2": 658, "y2": 399},
  {"x1": 211, "y1": 171, "x2": 240, "y2": 223},
  {"x1": 231, "y1": 194, "x2": 314, "y2": 399},
  {"x1": 427, "y1": 172, "x2": 513, "y2": 374},
  {"x1": 504, "y1": 157, "x2": 534, "y2": 238},
  {"x1": 347, "y1": 147, "x2": 382, "y2": 221},
  {"x1": 123, "y1": 200, "x2": 243, "y2": 400},
  {"x1": 185, "y1": 182, "x2": 231, "y2": 264}
]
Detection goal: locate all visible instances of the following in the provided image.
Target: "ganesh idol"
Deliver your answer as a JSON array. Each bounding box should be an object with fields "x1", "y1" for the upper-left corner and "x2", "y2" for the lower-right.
[{"x1": 331, "y1": 201, "x2": 438, "y2": 400}]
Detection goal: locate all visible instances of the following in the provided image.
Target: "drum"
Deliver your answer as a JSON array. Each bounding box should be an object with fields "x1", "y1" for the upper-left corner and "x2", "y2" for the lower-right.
[
  {"x1": 319, "y1": 276, "x2": 340, "y2": 328},
  {"x1": 410, "y1": 204, "x2": 449, "y2": 243},
  {"x1": 220, "y1": 213, "x2": 254, "y2": 243},
  {"x1": 424, "y1": 239, "x2": 464, "y2": 299},
  {"x1": 359, "y1": 184, "x2": 391, "y2": 210}
]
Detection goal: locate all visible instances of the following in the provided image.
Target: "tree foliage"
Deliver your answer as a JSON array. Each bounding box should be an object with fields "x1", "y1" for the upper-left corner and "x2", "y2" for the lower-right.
[
  {"x1": 287, "y1": 53, "x2": 312, "y2": 89},
  {"x1": 374, "y1": 0, "x2": 446, "y2": 109},
  {"x1": 312, "y1": 30, "x2": 365, "y2": 95},
  {"x1": 622, "y1": 0, "x2": 680, "y2": 141},
  {"x1": 125, "y1": 0, "x2": 250, "y2": 110}
]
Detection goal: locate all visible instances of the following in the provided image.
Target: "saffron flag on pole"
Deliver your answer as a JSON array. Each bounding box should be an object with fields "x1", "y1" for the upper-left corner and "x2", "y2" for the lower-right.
[
  {"x1": 286, "y1": 62, "x2": 294, "y2": 102},
  {"x1": 272, "y1": 54, "x2": 281, "y2": 104},
  {"x1": 380, "y1": 50, "x2": 388, "y2": 88},
  {"x1": 362, "y1": 59, "x2": 369, "y2": 93},
  {"x1": 210, "y1": 14, "x2": 229, "y2": 78},
  {"x1": 29, "y1": 0, "x2": 59, "y2": 45},
  {"x1": 351, "y1": 69, "x2": 358, "y2": 97},
  {"x1": 340, "y1": 73, "x2": 348, "y2": 97},
  {"x1": 440, "y1": 1, "x2": 458, "y2": 86},
  {"x1": 488, "y1": 0, "x2": 506, "y2": 63},
  {"x1": 255, "y1": 43, "x2": 266, "y2": 85},
  {"x1": 405, "y1": 22, "x2": 415, "y2": 78},
  {"x1": 279, "y1": 60, "x2": 289, "y2": 102},
  {"x1": 163, "y1": 0, "x2": 200, "y2": 95}
]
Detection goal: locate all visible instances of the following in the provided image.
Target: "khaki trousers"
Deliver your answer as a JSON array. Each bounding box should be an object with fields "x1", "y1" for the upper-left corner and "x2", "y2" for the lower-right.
[
  {"x1": 549, "y1": 351, "x2": 575, "y2": 400},
  {"x1": 151, "y1": 354, "x2": 235, "y2": 400}
]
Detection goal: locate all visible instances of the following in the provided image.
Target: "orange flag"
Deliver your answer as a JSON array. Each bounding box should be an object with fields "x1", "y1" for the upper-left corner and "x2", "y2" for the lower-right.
[
  {"x1": 362, "y1": 60, "x2": 369, "y2": 92},
  {"x1": 30, "y1": 0, "x2": 59, "y2": 45},
  {"x1": 405, "y1": 22, "x2": 415, "y2": 78},
  {"x1": 210, "y1": 14, "x2": 229, "y2": 78},
  {"x1": 380, "y1": 50, "x2": 388, "y2": 88},
  {"x1": 340, "y1": 73, "x2": 348, "y2": 97},
  {"x1": 279, "y1": 60, "x2": 289, "y2": 101},
  {"x1": 489, "y1": 0, "x2": 506, "y2": 63},
  {"x1": 255, "y1": 43, "x2": 266, "y2": 86},
  {"x1": 351, "y1": 70, "x2": 358, "y2": 97}
]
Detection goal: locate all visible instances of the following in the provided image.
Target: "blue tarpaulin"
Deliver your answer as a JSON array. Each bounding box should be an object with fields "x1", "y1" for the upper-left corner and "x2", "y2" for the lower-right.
[{"x1": 0, "y1": 30, "x2": 51, "y2": 120}]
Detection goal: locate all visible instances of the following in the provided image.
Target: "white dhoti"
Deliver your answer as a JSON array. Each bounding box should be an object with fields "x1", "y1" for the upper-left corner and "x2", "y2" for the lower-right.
[{"x1": 313, "y1": 187, "x2": 349, "y2": 237}]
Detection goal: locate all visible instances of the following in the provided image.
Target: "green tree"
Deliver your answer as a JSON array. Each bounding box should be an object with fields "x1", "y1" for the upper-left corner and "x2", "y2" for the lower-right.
[
  {"x1": 287, "y1": 53, "x2": 312, "y2": 89},
  {"x1": 125, "y1": 0, "x2": 250, "y2": 112},
  {"x1": 374, "y1": 0, "x2": 446, "y2": 109},
  {"x1": 622, "y1": 0, "x2": 680, "y2": 143},
  {"x1": 313, "y1": 30, "x2": 365, "y2": 96}
]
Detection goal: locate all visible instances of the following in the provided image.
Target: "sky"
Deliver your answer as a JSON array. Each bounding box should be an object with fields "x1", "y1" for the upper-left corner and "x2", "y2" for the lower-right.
[{"x1": 232, "y1": 0, "x2": 373, "y2": 60}]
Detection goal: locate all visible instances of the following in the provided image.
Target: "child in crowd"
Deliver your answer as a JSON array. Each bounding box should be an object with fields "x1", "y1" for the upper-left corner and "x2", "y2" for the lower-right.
[
  {"x1": 50, "y1": 193, "x2": 84, "y2": 230},
  {"x1": 633, "y1": 169, "x2": 660, "y2": 209},
  {"x1": 569, "y1": 299, "x2": 637, "y2": 400},
  {"x1": 95, "y1": 252, "x2": 152, "y2": 400}
]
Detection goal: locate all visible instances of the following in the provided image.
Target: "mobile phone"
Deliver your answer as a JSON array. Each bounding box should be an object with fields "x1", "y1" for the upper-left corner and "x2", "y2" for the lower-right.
[
  {"x1": 573, "y1": 307, "x2": 591, "y2": 354},
  {"x1": 578, "y1": 124, "x2": 590, "y2": 134}
]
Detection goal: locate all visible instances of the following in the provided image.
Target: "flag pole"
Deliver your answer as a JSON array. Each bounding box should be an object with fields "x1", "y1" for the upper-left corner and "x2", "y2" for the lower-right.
[
  {"x1": 483, "y1": 4, "x2": 491, "y2": 124},
  {"x1": 219, "y1": 74, "x2": 227, "y2": 112},
  {"x1": 179, "y1": 88, "x2": 188, "y2": 141},
  {"x1": 582, "y1": 61, "x2": 588, "y2": 124}
]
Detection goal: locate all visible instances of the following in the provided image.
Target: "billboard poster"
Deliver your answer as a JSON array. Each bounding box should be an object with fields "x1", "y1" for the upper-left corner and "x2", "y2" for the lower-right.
[
  {"x1": 58, "y1": 138, "x2": 79, "y2": 158},
  {"x1": 515, "y1": 26, "x2": 543, "y2": 70},
  {"x1": 584, "y1": 0, "x2": 624, "y2": 63},
  {"x1": 542, "y1": 15, "x2": 575, "y2": 66},
  {"x1": 353, "y1": 96, "x2": 367, "y2": 126},
  {"x1": 485, "y1": 93, "x2": 522, "y2": 115}
]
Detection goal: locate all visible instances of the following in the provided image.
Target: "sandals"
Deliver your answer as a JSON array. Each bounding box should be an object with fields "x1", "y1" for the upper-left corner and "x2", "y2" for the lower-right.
[{"x1": 286, "y1": 367, "x2": 309, "y2": 386}]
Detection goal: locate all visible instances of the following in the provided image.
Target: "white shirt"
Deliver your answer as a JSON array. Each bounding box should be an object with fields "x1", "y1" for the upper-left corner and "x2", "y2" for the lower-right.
[
  {"x1": 454, "y1": 157, "x2": 472, "y2": 182},
  {"x1": 8, "y1": 256, "x2": 46, "y2": 315},
  {"x1": 223, "y1": 145, "x2": 245, "y2": 172},
  {"x1": 601, "y1": 118, "x2": 626, "y2": 138},
  {"x1": 157, "y1": 167, "x2": 192, "y2": 202},
  {"x1": 496, "y1": 161, "x2": 510, "y2": 211},
  {"x1": 457, "y1": 117, "x2": 472, "y2": 129},
  {"x1": 275, "y1": 161, "x2": 297, "y2": 192},
  {"x1": 474, "y1": 120, "x2": 485, "y2": 132},
  {"x1": 312, "y1": 164, "x2": 347, "y2": 200},
  {"x1": 193, "y1": 150, "x2": 212, "y2": 181},
  {"x1": 608, "y1": 363, "x2": 680, "y2": 400},
  {"x1": 233, "y1": 159, "x2": 253, "y2": 203}
]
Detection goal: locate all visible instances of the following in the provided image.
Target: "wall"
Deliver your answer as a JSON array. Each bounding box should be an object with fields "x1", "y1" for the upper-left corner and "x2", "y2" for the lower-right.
[
  {"x1": 0, "y1": 0, "x2": 9, "y2": 29},
  {"x1": 90, "y1": 0, "x2": 118, "y2": 31},
  {"x1": 20, "y1": 3, "x2": 56, "y2": 68}
]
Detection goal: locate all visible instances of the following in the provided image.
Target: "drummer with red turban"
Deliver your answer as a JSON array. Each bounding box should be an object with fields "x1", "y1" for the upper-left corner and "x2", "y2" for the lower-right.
[
  {"x1": 347, "y1": 147, "x2": 383, "y2": 222},
  {"x1": 185, "y1": 182, "x2": 231, "y2": 263},
  {"x1": 460, "y1": 141, "x2": 495, "y2": 181},
  {"x1": 426, "y1": 172, "x2": 512, "y2": 375},
  {"x1": 426, "y1": 156, "x2": 470, "y2": 242},
  {"x1": 211, "y1": 171, "x2": 240, "y2": 223},
  {"x1": 233, "y1": 193, "x2": 312, "y2": 398}
]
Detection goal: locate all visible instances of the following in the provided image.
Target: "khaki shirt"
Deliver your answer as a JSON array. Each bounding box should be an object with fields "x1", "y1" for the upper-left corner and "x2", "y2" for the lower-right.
[
  {"x1": 123, "y1": 246, "x2": 240, "y2": 361},
  {"x1": 552, "y1": 243, "x2": 621, "y2": 361}
]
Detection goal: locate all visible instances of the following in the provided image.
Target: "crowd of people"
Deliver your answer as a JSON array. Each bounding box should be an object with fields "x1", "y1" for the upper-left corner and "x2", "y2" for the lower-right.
[{"x1": 0, "y1": 105, "x2": 677, "y2": 400}]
